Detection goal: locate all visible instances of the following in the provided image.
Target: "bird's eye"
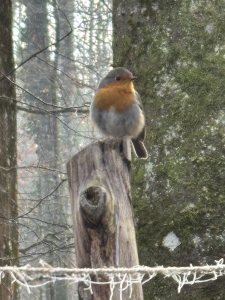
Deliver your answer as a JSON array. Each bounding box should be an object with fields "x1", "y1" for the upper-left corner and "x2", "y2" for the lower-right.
[{"x1": 115, "y1": 76, "x2": 121, "y2": 81}]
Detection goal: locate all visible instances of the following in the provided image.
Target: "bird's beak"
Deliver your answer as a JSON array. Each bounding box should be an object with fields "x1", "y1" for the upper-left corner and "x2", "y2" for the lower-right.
[{"x1": 129, "y1": 76, "x2": 137, "y2": 81}]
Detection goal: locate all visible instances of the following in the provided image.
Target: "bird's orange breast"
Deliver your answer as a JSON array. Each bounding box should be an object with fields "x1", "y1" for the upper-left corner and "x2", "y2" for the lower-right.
[{"x1": 94, "y1": 82, "x2": 135, "y2": 113}]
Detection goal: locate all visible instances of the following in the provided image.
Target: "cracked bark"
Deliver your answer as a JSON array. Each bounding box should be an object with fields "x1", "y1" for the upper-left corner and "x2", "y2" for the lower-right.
[{"x1": 67, "y1": 138, "x2": 143, "y2": 300}]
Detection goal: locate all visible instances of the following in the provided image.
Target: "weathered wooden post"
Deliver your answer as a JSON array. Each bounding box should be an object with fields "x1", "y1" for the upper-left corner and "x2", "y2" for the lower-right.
[{"x1": 67, "y1": 138, "x2": 143, "y2": 300}]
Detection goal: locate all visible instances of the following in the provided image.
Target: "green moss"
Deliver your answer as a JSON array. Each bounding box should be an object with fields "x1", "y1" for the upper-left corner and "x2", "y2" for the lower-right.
[
  {"x1": 114, "y1": 0, "x2": 225, "y2": 297},
  {"x1": 113, "y1": 36, "x2": 132, "y2": 67}
]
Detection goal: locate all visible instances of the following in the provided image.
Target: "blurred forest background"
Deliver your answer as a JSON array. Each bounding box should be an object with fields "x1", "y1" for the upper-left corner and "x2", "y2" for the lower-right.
[
  {"x1": 1, "y1": 0, "x2": 112, "y2": 299},
  {"x1": 2, "y1": 0, "x2": 225, "y2": 299}
]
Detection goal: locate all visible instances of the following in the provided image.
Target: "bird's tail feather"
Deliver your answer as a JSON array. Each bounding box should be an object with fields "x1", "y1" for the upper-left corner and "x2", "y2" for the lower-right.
[{"x1": 132, "y1": 139, "x2": 148, "y2": 159}]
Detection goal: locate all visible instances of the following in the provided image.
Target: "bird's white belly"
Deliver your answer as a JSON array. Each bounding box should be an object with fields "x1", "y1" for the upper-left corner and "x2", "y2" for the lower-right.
[{"x1": 91, "y1": 103, "x2": 145, "y2": 138}]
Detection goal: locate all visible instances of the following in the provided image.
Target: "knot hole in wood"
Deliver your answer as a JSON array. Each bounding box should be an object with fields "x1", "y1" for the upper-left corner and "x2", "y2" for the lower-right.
[{"x1": 79, "y1": 186, "x2": 107, "y2": 226}]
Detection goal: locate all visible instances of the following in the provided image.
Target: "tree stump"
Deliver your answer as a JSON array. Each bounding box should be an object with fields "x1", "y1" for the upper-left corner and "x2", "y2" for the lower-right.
[{"x1": 67, "y1": 138, "x2": 143, "y2": 300}]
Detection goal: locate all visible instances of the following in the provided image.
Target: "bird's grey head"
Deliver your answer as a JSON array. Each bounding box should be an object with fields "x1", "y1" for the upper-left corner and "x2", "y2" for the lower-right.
[{"x1": 98, "y1": 67, "x2": 133, "y2": 89}]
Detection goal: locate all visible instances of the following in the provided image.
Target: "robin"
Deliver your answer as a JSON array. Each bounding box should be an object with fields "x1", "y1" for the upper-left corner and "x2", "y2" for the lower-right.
[{"x1": 90, "y1": 67, "x2": 148, "y2": 159}]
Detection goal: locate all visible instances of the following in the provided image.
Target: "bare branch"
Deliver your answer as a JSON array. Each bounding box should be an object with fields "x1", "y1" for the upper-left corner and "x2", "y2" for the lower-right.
[
  {"x1": 0, "y1": 1, "x2": 73, "y2": 82},
  {"x1": 18, "y1": 105, "x2": 89, "y2": 115},
  {"x1": 22, "y1": 216, "x2": 72, "y2": 229},
  {"x1": 0, "y1": 95, "x2": 94, "y2": 139},
  {"x1": 20, "y1": 232, "x2": 74, "y2": 254},
  {"x1": 18, "y1": 179, "x2": 67, "y2": 218},
  {"x1": 0, "y1": 164, "x2": 67, "y2": 175},
  {"x1": 46, "y1": 50, "x2": 102, "y2": 77},
  {"x1": 36, "y1": 56, "x2": 95, "y2": 90},
  {"x1": 0, "y1": 95, "x2": 90, "y2": 115},
  {"x1": 0, "y1": 72, "x2": 89, "y2": 110}
]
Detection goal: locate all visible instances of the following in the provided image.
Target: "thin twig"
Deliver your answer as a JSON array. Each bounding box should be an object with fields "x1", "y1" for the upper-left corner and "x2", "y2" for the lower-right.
[
  {"x1": 36, "y1": 56, "x2": 96, "y2": 90},
  {"x1": 18, "y1": 179, "x2": 67, "y2": 218},
  {"x1": 0, "y1": 1, "x2": 73, "y2": 82},
  {"x1": 0, "y1": 95, "x2": 89, "y2": 114},
  {"x1": 0, "y1": 164, "x2": 67, "y2": 174}
]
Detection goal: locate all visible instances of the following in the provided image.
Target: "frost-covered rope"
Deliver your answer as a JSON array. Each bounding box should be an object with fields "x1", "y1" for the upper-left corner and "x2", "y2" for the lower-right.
[
  {"x1": 0, "y1": 259, "x2": 225, "y2": 294},
  {"x1": 0, "y1": 259, "x2": 225, "y2": 275}
]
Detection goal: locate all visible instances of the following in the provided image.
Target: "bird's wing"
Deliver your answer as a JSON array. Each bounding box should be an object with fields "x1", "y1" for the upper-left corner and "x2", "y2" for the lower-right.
[
  {"x1": 135, "y1": 91, "x2": 143, "y2": 110},
  {"x1": 134, "y1": 91, "x2": 145, "y2": 141}
]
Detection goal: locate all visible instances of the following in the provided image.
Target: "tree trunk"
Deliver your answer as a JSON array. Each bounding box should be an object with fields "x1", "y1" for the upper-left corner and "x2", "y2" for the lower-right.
[
  {"x1": 67, "y1": 139, "x2": 143, "y2": 300},
  {"x1": 113, "y1": 0, "x2": 225, "y2": 299},
  {"x1": 0, "y1": 0, "x2": 18, "y2": 299},
  {"x1": 19, "y1": 1, "x2": 66, "y2": 299}
]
